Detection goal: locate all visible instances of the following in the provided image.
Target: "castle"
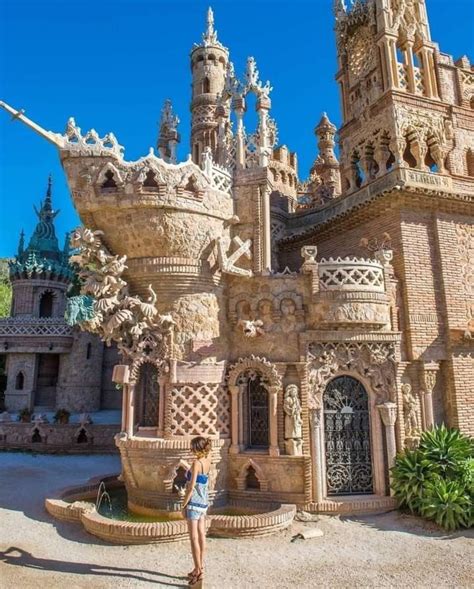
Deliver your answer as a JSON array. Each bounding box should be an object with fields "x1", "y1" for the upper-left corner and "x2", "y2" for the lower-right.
[{"x1": 0, "y1": 0, "x2": 472, "y2": 514}]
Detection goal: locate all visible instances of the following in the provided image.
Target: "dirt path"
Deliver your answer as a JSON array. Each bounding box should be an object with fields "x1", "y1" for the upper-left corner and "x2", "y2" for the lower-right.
[{"x1": 0, "y1": 453, "x2": 472, "y2": 588}]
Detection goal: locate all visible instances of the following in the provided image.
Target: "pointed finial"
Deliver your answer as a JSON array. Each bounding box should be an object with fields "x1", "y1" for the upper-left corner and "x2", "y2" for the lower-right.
[
  {"x1": 18, "y1": 229, "x2": 25, "y2": 257},
  {"x1": 203, "y1": 6, "x2": 218, "y2": 45},
  {"x1": 44, "y1": 174, "x2": 53, "y2": 212},
  {"x1": 63, "y1": 231, "x2": 70, "y2": 258}
]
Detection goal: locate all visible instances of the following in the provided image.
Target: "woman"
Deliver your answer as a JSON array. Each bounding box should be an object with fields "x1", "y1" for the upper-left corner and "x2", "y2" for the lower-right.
[{"x1": 181, "y1": 436, "x2": 212, "y2": 586}]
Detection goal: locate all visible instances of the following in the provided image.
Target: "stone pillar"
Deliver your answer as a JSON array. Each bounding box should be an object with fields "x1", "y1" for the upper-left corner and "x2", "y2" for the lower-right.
[
  {"x1": 121, "y1": 384, "x2": 128, "y2": 433},
  {"x1": 419, "y1": 47, "x2": 433, "y2": 98},
  {"x1": 126, "y1": 383, "x2": 136, "y2": 438},
  {"x1": 309, "y1": 407, "x2": 324, "y2": 504},
  {"x1": 157, "y1": 376, "x2": 167, "y2": 437},
  {"x1": 420, "y1": 364, "x2": 438, "y2": 430},
  {"x1": 404, "y1": 41, "x2": 417, "y2": 93},
  {"x1": 229, "y1": 384, "x2": 240, "y2": 454},
  {"x1": 389, "y1": 39, "x2": 401, "y2": 88},
  {"x1": 233, "y1": 96, "x2": 246, "y2": 169},
  {"x1": 269, "y1": 387, "x2": 279, "y2": 457},
  {"x1": 260, "y1": 184, "x2": 272, "y2": 274},
  {"x1": 377, "y1": 402, "x2": 398, "y2": 470}
]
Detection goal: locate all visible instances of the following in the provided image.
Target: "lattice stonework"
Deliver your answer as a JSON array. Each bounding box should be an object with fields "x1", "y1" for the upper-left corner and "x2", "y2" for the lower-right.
[{"x1": 168, "y1": 384, "x2": 230, "y2": 437}]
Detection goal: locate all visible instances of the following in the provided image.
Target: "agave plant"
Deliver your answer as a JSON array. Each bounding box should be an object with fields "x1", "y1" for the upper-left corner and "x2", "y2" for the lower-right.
[
  {"x1": 420, "y1": 477, "x2": 472, "y2": 531},
  {"x1": 419, "y1": 425, "x2": 474, "y2": 478},
  {"x1": 391, "y1": 425, "x2": 473, "y2": 531},
  {"x1": 391, "y1": 450, "x2": 431, "y2": 512}
]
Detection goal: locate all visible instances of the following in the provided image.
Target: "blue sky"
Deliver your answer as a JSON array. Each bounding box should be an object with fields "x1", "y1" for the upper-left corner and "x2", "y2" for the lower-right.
[{"x1": 0, "y1": 0, "x2": 473, "y2": 258}]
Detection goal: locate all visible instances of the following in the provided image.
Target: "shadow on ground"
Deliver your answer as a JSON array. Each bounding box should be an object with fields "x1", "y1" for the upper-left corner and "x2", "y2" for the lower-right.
[{"x1": 0, "y1": 547, "x2": 188, "y2": 587}]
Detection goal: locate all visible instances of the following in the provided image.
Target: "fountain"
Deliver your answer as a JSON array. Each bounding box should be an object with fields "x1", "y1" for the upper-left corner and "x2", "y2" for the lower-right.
[{"x1": 95, "y1": 481, "x2": 112, "y2": 515}]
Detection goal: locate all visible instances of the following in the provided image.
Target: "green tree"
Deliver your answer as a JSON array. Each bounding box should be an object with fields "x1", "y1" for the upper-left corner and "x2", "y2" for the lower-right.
[{"x1": 0, "y1": 259, "x2": 12, "y2": 318}]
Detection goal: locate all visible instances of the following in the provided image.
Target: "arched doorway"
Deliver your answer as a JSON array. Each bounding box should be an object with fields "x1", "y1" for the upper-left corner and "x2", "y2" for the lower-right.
[
  {"x1": 324, "y1": 376, "x2": 373, "y2": 495},
  {"x1": 136, "y1": 363, "x2": 160, "y2": 427}
]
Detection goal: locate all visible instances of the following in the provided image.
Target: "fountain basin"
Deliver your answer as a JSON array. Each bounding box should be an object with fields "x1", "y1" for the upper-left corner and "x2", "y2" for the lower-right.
[{"x1": 45, "y1": 475, "x2": 296, "y2": 543}]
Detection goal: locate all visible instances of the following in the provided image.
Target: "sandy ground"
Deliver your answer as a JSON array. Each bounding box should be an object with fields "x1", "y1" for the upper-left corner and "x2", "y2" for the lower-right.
[{"x1": 0, "y1": 453, "x2": 472, "y2": 589}]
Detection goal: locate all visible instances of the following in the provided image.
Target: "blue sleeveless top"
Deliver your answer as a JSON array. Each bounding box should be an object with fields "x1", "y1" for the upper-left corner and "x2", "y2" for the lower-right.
[{"x1": 186, "y1": 461, "x2": 209, "y2": 513}]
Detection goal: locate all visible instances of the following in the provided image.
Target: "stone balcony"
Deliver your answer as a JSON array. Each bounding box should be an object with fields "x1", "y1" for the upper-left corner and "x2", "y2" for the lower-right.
[
  {"x1": 304, "y1": 254, "x2": 392, "y2": 330},
  {"x1": 0, "y1": 317, "x2": 74, "y2": 352}
]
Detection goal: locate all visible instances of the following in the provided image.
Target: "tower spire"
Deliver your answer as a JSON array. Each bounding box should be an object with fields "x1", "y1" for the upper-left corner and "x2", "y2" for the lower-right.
[{"x1": 203, "y1": 6, "x2": 218, "y2": 45}]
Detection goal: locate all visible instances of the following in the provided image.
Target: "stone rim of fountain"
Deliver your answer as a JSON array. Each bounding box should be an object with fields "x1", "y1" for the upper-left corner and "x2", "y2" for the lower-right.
[{"x1": 45, "y1": 474, "x2": 297, "y2": 544}]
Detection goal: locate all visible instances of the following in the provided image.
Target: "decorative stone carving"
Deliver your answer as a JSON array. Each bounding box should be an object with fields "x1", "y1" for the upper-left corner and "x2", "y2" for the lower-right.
[
  {"x1": 456, "y1": 224, "x2": 474, "y2": 339},
  {"x1": 66, "y1": 227, "x2": 174, "y2": 363},
  {"x1": 217, "y1": 235, "x2": 253, "y2": 277},
  {"x1": 401, "y1": 383, "x2": 420, "y2": 444},
  {"x1": 308, "y1": 342, "x2": 397, "y2": 408},
  {"x1": 301, "y1": 245, "x2": 318, "y2": 265},
  {"x1": 237, "y1": 319, "x2": 265, "y2": 338},
  {"x1": 227, "y1": 355, "x2": 281, "y2": 390},
  {"x1": 283, "y1": 384, "x2": 303, "y2": 456}
]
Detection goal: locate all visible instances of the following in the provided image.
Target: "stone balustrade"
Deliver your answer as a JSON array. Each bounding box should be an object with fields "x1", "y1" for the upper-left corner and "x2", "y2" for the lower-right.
[
  {"x1": 318, "y1": 256, "x2": 386, "y2": 292},
  {"x1": 0, "y1": 317, "x2": 74, "y2": 337}
]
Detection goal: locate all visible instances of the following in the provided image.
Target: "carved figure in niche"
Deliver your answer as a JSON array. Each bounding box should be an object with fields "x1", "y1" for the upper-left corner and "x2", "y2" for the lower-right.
[
  {"x1": 402, "y1": 383, "x2": 420, "y2": 440},
  {"x1": 280, "y1": 298, "x2": 296, "y2": 333},
  {"x1": 283, "y1": 384, "x2": 303, "y2": 456},
  {"x1": 258, "y1": 299, "x2": 273, "y2": 331},
  {"x1": 236, "y1": 300, "x2": 251, "y2": 321}
]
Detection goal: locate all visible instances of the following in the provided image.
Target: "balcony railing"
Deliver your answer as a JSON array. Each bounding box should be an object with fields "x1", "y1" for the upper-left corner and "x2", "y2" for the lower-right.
[{"x1": 0, "y1": 317, "x2": 73, "y2": 337}]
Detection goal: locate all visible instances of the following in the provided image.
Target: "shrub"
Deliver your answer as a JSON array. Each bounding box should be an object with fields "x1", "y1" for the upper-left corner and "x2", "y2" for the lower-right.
[{"x1": 391, "y1": 425, "x2": 473, "y2": 531}]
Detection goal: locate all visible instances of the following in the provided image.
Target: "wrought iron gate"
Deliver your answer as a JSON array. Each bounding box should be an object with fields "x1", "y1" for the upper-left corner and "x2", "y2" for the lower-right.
[
  {"x1": 323, "y1": 376, "x2": 373, "y2": 495},
  {"x1": 137, "y1": 363, "x2": 160, "y2": 427},
  {"x1": 247, "y1": 375, "x2": 269, "y2": 448}
]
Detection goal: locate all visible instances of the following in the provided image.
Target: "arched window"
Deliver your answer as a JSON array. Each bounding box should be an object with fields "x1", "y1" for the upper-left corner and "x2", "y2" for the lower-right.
[
  {"x1": 136, "y1": 363, "x2": 160, "y2": 427},
  {"x1": 39, "y1": 291, "x2": 54, "y2": 318},
  {"x1": 15, "y1": 371, "x2": 24, "y2": 390},
  {"x1": 143, "y1": 170, "x2": 159, "y2": 188},
  {"x1": 202, "y1": 77, "x2": 211, "y2": 93},
  {"x1": 245, "y1": 465, "x2": 260, "y2": 490},
  {"x1": 240, "y1": 372, "x2": 269, "y2": 449},
  {"x1": 77, "y1": 428, "x2": 88, "y2": 443},
  {"x1": 173, "y1": 466, "x2": 188, "y2": 495},
  {"x1": 86, "y1": 343, "x2": 92, "y2": 360},
  {"x1": 324, "y1": 376, "x2": 373, "y2": 496},
  {"x1": 101, "y1": 170, "x2": 117, "y2": 189},
  {"x1": 32, "y1": 428, "x2": 42, "y2": 443}
]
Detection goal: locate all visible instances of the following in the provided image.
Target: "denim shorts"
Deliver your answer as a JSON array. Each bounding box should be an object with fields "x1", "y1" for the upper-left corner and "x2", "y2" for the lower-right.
[{"x1": 186, "y1": 508, "x2": 205, "y2": 521}]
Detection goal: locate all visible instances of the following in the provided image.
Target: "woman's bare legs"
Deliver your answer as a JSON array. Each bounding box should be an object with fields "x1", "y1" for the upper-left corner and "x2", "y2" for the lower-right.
[
  {"x1": 197, "y1": 515, "x2": 206, "y2": 572},
  {"x1": 187, "y1": 519, "x2": 201, "y2": 577}
]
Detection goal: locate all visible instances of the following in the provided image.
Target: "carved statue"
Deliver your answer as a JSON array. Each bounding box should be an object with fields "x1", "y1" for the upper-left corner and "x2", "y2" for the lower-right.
[
  {"x1": 283, "y1": 384, "x2": 303, "y2": 456},
  {"x1": 402, "y1": 383, "x2": 420, "y2": 440},
  {"x1": 280, "y1": 298, "x2": 297, "y2": 333}
]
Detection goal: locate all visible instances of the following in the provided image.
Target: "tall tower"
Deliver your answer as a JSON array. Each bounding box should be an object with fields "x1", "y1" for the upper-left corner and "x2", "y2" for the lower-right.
[
  {"x1": 190, "y1": 7, "x2": 230, "y2": 164},
  {"x1": 334, "y1": 0, "x2": 455, "y2": 193}
]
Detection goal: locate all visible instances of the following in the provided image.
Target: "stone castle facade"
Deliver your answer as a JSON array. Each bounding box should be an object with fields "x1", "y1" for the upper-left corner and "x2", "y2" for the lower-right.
[
  {"x1": 0, "y1": 0, "x2": 472, "y2": 513},
  {"x1": 0, "y1": 177, "x2": 119, "y2": 414}
]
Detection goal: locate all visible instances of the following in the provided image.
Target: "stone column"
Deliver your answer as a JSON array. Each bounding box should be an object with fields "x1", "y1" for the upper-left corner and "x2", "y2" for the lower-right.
[
  {"x1": 121, "y1": 384, "x2": 128, "y2": 433},
  {"x1": 233, "y1": 96, "x2": 246, "y2": 169},
  {"x1": 309, "y1": 407, "x2": 324, "y2": 504},
  {"x1": 260, "y1": 184, "x2": 272, "y2": 274},
  {"x1": 229, "y1": 384, "x2": 240, "y2": 454},
  {"x1": 126, "y1": 383, "x2": 136, "y2": 438},
  {"x1": 419, "y1": 47, "x2": 433, "y2": 97},
  {"x1": 157, "y1": 376, "x2": 167, "y2": 437},
  {"x1": 389, "y1": 39, "x2": 401, "y2": 88},
  {"x1": 420, "y1": 364, "x2": 437, "y2": 430},
  {"x1": 404, "y1": 41, "x2": 417, "y2": 93},
  {"x1": 377, "y1": 402, "x2": 398, "y2": 471},
  {"x1": 269, "y1": 387, "x2": 279, "y2": 457}
]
